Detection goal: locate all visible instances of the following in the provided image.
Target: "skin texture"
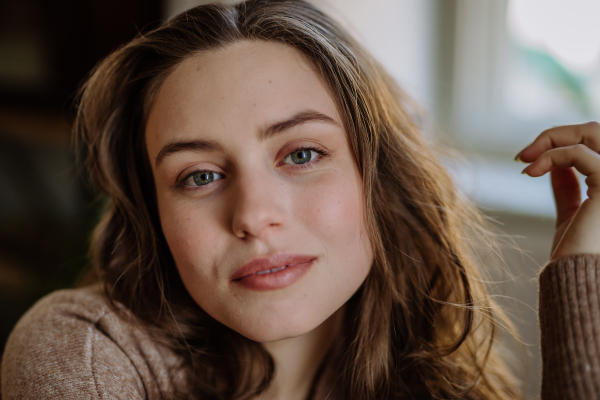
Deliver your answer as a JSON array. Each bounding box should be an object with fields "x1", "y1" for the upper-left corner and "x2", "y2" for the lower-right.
[
  {"x1": 517, "y1": 121, "x2": 600, "y2": 261},
  {"x1": 145, "y1": 40, "x2": 373, "y2": 399}
]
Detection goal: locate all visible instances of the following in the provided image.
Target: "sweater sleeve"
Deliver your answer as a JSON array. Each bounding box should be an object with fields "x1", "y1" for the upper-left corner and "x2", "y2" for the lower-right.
[
  {"x1": 539, "y1": 254, "x2": 600, "y2": 400},
  {"x1": 1, "y1": 289, "x2": 146, "y2": 400}
]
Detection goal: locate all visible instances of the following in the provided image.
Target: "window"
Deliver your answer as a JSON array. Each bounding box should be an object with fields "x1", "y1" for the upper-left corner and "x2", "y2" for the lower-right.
[
  {"x1": 446, "y1": 0, "x2": 596, "y2": 216},
  {"x1": 452, "y1": 0, "x2": 600, "y2": 152}
]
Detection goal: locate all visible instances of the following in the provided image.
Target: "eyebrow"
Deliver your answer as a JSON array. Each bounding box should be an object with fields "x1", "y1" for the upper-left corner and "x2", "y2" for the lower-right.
[
  {"x1": 258, "y1": 109, "x2": 340, "y2": 141},
  {"x1": 154, "y1": 109, "x2": 340, "y2": 167},
  {"x1": 155, "y1": 139, "x2": 221, "y2": 167}
]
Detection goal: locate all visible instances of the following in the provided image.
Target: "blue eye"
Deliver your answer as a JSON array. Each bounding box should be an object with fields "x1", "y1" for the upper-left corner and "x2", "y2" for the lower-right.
[
  {"x1": 284, "y1": 148, "x2": 320, "y2": 165},
  {"x1": 179, "y1": 171, "x2": 224, "y2": 188},
  {"x1": 193, "y1": 171, "x2": 215, "y2": 186}
]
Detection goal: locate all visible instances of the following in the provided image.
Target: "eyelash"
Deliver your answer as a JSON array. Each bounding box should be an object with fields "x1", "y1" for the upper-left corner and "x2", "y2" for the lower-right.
[{"x1": 174, "y1": 145, "x2": 329, "y2": 191}]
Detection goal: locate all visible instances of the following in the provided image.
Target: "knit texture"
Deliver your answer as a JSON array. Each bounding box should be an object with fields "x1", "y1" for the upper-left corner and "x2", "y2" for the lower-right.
[
  {"x1": 0, "y1": 284, "x2": 189, "y2": 400},
  {"x1": 539, "y1": 253, "x2": 600, "y2": 400}
]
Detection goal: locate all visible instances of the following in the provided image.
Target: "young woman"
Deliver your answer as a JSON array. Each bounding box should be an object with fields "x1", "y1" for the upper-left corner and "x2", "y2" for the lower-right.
[{"x1": 3, "y1": 1, "x2": 600, "y2": 399}]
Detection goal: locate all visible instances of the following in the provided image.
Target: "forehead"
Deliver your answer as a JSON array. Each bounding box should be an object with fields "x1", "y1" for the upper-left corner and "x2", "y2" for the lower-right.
[{"x1": 145, "y1": 40, "x2": 342, "y2": 149}]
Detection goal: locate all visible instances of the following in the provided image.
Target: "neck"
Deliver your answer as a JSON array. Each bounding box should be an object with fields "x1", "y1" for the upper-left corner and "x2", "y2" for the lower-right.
[{"x1": 257, "y1": 307, "x2": 344, "y2": 400}]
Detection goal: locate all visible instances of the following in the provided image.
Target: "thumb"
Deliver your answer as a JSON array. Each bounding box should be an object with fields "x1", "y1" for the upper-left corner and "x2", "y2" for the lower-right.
[{"x1": 551, "y1": 167, "x2": 581, "y2": 228}]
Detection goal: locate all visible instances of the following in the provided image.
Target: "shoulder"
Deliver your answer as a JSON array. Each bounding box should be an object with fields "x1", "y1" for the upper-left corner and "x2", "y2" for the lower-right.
[
  {"x1": 12, "y1": 284, "x2": 114, "y2": 328},
  {"x1": 1, "y1": 285, "x2": 187, "y2": 400}
]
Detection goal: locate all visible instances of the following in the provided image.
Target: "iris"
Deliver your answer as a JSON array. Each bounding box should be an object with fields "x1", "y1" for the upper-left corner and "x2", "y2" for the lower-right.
[
  {"x1": 193, "y1": 171, "x2": 215, "y2": 186},
  {"x1": 290, "y1": 149, "x2": 311, "y2": 164}
]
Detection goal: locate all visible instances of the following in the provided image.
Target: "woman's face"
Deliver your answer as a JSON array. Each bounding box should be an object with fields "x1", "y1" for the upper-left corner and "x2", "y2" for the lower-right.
[{"x1": 145, "y1": 40, "x2": 373, "y2": 342}]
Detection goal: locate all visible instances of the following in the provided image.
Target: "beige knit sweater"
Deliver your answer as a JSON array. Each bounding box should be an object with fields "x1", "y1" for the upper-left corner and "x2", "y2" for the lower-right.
[{"x1": 2, "y1": 254, "x2": 600, "y2": 399}]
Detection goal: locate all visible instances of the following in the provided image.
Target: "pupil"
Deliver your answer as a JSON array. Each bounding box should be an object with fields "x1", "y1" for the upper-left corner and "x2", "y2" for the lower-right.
[{"x1": 193, "y1": 171, "x2": 214, "y2": 186}]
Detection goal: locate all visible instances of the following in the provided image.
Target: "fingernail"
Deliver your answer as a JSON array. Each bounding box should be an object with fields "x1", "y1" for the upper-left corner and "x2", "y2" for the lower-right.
[
  {"x1": 514, "y1": 151, "x2": 523, "y2": 162},
  {"x1": 521, "y1": 167, "x2": 530, "y2": 176}
]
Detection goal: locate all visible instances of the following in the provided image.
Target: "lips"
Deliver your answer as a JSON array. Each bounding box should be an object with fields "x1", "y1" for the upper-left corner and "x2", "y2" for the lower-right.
[{"x1": 230, "y1": 253, "x2": 315, "y2": 290}]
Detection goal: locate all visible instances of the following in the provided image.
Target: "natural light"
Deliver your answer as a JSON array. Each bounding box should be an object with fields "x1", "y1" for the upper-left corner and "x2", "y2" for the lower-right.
[
  {"x1": 504, "y1": 0, "x2": 600, "y2": 122},
  {"x1": 507, "y1": 0, "x2": 600, "y2": 73}
]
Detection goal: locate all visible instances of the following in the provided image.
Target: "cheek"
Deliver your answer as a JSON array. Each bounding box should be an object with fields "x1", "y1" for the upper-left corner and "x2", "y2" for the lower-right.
[
  {"x1": 294, "y1": 165, "x2": 372, "y2": 272},
  {"x1": 304, "y1": 184, "x2": 359, "y2": 238},
  {"x1": 157, "y1": 196, "x2": 223, "y2": 279},
  {"x1": 287, "y1": 165, "x2": 373, "y2": 330}
]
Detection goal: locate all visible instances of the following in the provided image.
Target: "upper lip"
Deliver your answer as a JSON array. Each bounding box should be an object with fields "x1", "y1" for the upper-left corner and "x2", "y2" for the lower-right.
[{"x1": 230, "y1": 253, "x2": 316, "y2": 281}]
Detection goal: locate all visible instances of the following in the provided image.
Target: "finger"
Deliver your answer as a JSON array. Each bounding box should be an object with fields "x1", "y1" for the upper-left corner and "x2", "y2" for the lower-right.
[
  {"x1": 522, "y1": 144, "x2": 600, "y2": 195},
  {"x1": 551, "y1": 167, "x2": 581, "y2": 228},
  {"x1": 516, "y1": 121, "x2": 600, "y2": 163}
]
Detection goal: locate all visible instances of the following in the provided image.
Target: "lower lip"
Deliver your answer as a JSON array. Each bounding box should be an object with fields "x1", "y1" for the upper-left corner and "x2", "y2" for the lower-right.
[{"x1": 232, "y1": 260, "x2": 314, "y2": 291}]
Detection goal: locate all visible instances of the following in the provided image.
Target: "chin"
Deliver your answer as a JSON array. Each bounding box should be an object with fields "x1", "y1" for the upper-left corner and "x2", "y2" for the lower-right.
[
  {"x1": 241, "y1": 320, "x2": 319, "y2": 343},
  {"x1": 228, "y1": 306, "x2": 332, "y2": 343},
  {"x1": 243, "y1": 328, "x2": 307, "y2": 343}
]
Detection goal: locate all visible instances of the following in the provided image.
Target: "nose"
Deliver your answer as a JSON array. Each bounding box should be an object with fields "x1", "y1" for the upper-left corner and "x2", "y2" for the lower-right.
[{"x1": 231, "y1": 169, "x2": 288, "y2": 240}]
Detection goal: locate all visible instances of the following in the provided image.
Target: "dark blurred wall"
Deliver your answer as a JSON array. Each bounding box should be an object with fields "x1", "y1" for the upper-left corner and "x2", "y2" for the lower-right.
[{"x1": 0, "y1": 0, "x2": 162, "y2": 353}]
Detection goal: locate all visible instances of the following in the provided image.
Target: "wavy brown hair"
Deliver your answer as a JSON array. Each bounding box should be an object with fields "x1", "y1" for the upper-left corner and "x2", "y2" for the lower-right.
[{"x1": 75, "y1": 1, "x2": 523, "y2": 399}]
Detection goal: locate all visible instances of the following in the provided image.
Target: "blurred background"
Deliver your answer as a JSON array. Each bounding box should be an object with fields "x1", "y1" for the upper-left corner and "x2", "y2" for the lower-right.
[{"x1": 2, "y1": 0, "x2": 599, "y2": 397}]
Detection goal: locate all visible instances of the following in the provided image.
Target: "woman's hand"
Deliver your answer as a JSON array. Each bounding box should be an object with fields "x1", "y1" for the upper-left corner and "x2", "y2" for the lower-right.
[{"x1": 516, "y1": 122, "x2": 600, "y2": 261}]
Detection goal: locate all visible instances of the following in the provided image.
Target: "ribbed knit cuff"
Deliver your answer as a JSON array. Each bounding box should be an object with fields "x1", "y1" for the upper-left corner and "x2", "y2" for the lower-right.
[{"x1": 539, "y1": 254, "x2": 600, "y2": 400}]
